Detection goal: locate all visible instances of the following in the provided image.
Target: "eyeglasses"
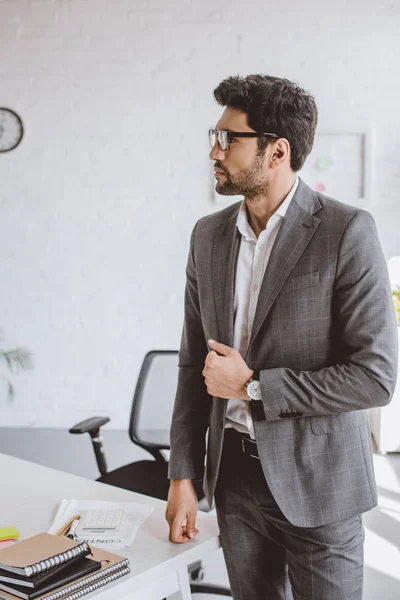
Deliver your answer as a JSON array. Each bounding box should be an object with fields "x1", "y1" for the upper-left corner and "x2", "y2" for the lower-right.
[{"x1": 209, "y1": 128, "x2": 280, "y2": 152}]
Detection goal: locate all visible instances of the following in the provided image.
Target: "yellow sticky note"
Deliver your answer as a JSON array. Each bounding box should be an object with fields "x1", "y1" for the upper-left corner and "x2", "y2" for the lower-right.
[{"x1": 0, "y1": 526, "x2": 20, "y2": 540}]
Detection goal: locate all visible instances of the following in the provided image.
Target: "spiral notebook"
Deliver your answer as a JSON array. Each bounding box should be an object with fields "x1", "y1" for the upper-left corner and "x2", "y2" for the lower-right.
[
  {"x1": 0, "y1": 554, "x2": 93, "y2": 588},
  {"x1": 0, "y1": 534, "x2": 89, "y2": 577},
  {"x1": 0, "y1": 558, "x2": 101, "y2": 600},
  {"x1": 0, "y1": 548, "x2": 130, "y2": 600}
]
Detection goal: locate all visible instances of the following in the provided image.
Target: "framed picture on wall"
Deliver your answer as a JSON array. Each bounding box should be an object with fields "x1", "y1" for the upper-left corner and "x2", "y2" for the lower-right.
[{"x1": 299, "y1": 129, "x2": 372, "y2": 207}]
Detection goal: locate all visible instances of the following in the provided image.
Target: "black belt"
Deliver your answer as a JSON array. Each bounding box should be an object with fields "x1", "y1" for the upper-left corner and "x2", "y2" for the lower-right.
[{"x1": 225, "y1": 428, "x2": 260, "y2": 460}]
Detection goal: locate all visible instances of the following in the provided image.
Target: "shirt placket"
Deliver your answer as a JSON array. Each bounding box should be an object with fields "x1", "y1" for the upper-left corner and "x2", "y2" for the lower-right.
[
  {"x1": 245, "y1": 230, "x2": 269, "y2": 438},
  {"x1": 247, "y1": 231, "x2": 268, "y2": 338}
]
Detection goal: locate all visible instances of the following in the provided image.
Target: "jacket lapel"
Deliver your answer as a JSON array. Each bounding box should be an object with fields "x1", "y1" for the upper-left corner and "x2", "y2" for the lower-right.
[
  {"x1": 246, "y1": 179, "x2": 321, "y2": 357},
  {"x1": 211, "y1": 209, "x2": 242, "y2": 348}
]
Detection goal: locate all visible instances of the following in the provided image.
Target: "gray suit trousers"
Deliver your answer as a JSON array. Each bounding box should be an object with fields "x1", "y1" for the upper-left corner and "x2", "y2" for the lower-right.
[{"x1": 215, "y1": 429, "x2": 364, "y2": 600}]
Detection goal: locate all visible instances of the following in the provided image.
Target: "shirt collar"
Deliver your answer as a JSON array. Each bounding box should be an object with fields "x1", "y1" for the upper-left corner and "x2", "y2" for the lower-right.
[{"x1": 236, "y1": 176, "x2": 299, "y2": 240}]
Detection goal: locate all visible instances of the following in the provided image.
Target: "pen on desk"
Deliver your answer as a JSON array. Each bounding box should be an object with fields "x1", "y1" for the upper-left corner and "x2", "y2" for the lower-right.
[
  {"x1": 55, "y1": 515, "x2": 80, "y2": 537},
  {"x1": 68, "y1": 518, "x2": 80, "y2": 538}
]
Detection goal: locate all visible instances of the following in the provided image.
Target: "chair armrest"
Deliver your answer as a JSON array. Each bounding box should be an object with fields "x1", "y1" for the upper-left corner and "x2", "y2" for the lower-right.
[
  {"x1": 69, "y1": 416, "x2": 110, "y2": 477},
  {"x1": 69, "y1": 416, "x2": 110, "y2": 435}
]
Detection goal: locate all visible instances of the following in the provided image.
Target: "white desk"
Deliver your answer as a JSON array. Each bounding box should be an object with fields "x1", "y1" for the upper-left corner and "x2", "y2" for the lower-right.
[{"x1": 0, "y1": 453, "x2": 221, "y2": 600}]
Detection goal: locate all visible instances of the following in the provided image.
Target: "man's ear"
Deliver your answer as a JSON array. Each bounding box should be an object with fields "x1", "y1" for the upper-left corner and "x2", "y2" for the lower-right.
[{"x1": 270, "y1": 139, "x2": 290, "y2": 167}]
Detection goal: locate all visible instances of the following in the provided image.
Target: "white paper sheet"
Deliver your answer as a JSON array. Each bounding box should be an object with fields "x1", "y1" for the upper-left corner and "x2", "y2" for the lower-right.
[{"x1": 48, "y1": 499, "x2": 153, "y2": 549}]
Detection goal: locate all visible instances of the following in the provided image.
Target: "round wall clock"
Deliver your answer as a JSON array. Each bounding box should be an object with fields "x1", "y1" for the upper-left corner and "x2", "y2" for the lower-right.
[{"x1": 0, "y1": 108, "x2": 24, "y2": 152}]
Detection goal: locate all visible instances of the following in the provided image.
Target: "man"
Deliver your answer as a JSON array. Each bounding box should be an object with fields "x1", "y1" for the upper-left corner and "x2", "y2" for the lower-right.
[{"x1": 165, "y1": 75, "x2": 398, "y2": 599}]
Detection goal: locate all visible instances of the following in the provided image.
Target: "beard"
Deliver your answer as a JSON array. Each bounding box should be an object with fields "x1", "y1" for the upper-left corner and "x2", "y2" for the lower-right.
[{"x1": 215, "y1": 153, "x2": 268, "y2": 199}]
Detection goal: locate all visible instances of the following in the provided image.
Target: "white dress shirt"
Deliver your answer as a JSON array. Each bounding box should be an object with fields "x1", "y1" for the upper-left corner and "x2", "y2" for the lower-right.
[{"x1": 225, "y1": 177, "x2": 299, "y2": 439}]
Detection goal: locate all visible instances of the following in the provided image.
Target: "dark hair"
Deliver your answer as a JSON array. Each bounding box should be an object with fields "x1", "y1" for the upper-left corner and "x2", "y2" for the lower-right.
[{"x1": 213, "y1": 74, "x2": 318, "y2": 172}]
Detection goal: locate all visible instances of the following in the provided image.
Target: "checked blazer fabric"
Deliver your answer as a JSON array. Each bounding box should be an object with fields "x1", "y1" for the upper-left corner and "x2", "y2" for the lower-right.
[{"x1": 168, "y1": 178, "x2": 398, "y2": 527}]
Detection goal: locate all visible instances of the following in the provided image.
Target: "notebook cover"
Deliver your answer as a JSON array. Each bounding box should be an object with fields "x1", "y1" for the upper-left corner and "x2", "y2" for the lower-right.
[
  {"x1": 0, "y1": 553, "x2": 91, "y2": 589},
  {"x1": 0, "y1": 548, "x2": 130, "y2": 600},
  {"x1": 0, "y1": 558, "x2": 101, "y2": 600},
  {"x1": 0, "y1": 534, "x2": 89, "y2": 577}
]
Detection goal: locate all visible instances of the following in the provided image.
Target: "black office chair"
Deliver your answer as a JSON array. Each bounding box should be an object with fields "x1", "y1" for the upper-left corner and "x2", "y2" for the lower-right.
[{"x1": 69, "y1": 350, "x2": 231, "y2": 597}]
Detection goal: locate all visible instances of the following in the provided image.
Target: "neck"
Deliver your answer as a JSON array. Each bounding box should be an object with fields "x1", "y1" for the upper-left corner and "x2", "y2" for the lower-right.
[{"x1": 245, "y1": 172, "x2": 296, "y2": 238}]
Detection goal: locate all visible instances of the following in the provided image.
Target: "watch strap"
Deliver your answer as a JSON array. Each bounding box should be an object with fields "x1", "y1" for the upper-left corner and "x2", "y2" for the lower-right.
[
  {"x1": 246, "y1": 370, "x2": 260, "y2": 385},
  {"x1": 249, "y1": 398, "x2": 266, "y2": 420},
  {"x1": 246, "y1": 370, "x2": 264, "y2": 416}
]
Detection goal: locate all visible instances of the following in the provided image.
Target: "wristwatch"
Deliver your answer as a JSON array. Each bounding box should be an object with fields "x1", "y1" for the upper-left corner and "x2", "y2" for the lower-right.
[{"x1": 245, "y1": 370, "x2": 262, "y2": 401}]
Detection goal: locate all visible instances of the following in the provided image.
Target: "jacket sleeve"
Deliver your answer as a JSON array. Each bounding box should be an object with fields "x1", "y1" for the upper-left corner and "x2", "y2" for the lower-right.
[
  {"x1": 168, "y1": 221, "x2": 211, "y2": 480},
  {"x1": 259, "y1": 210, "x2": 399, "y2": 420}
]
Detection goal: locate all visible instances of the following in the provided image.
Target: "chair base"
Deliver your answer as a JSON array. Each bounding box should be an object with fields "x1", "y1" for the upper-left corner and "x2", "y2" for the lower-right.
[{"x1": 190, "y1": 582, "x2": 231, "y2": 596}]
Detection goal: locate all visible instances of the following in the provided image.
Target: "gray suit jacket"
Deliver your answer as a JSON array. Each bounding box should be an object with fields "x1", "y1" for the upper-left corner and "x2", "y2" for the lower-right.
[{"x1": 168, "y1": 178, "x2": 398, "y2": 527}]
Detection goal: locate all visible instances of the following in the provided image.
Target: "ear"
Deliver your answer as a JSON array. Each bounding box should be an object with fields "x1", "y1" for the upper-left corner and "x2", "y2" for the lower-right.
[{"x1": 270, "y1": 138, "x2": 291, "y2": 168}]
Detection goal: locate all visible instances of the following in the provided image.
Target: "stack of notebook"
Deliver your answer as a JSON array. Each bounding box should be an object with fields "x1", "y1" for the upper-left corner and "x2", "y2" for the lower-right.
[{"x1": 0, "y1": 533, "x2": 130, "y2": 600}]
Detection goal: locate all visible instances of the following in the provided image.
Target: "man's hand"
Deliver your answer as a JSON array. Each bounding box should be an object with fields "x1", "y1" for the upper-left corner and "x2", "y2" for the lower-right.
[
  {"x1": 202, "y1": 339, "x2": 253, "y2": 400},
  {"x1": 166, "y1": 479, "x2": 200, "y2": 544}
]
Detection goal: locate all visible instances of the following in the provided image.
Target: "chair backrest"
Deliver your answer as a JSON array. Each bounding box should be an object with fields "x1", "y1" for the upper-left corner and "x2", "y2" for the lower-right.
[{"x1": 129, "y1": 350, "x2": 179, "y2": 451}]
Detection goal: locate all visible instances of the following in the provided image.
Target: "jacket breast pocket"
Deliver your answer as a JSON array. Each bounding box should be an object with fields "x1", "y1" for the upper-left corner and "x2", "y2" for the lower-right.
[
  {"x1": 310, "y1": 410, "x2": 367, "y2": 435},
  {"x1": 279, "y1": 271, "x2": 320, "y2": 295}
]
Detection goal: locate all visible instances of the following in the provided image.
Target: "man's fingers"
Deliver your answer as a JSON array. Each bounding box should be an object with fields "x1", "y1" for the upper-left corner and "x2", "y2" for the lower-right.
[
  {"x1": 204, "y1": 350, "x2": 218, "y2": 368},
  {"x1": 169, "y1": 513, "x2": 199, "y2": 543},
  {"x1": 169, "y1": 518, "x2": 189, "y2": 543},
  {"x1": 186, "y1": 511, "x2": 199, "y2": 539},
  {"x1": 203, "y1": 350, "x2": 218, "y2": 376},
  {"x1": 208, "y1": 339, "x2": 232, "y2": 356}
]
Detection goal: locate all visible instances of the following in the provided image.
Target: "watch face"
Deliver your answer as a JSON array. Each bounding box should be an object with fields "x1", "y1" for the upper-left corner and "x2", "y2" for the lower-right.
[
  {"x1": 247, "y1": 380, "x2": 262, "y2": 400},
  {"x1": 0, "y1": 108, "x2": 24, "y2": 152}
]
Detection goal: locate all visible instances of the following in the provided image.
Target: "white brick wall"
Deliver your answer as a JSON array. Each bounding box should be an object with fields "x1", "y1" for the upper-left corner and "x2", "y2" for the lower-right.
[{"x1": 1, "y1": 0, "x2": 399, "y2": 427}]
